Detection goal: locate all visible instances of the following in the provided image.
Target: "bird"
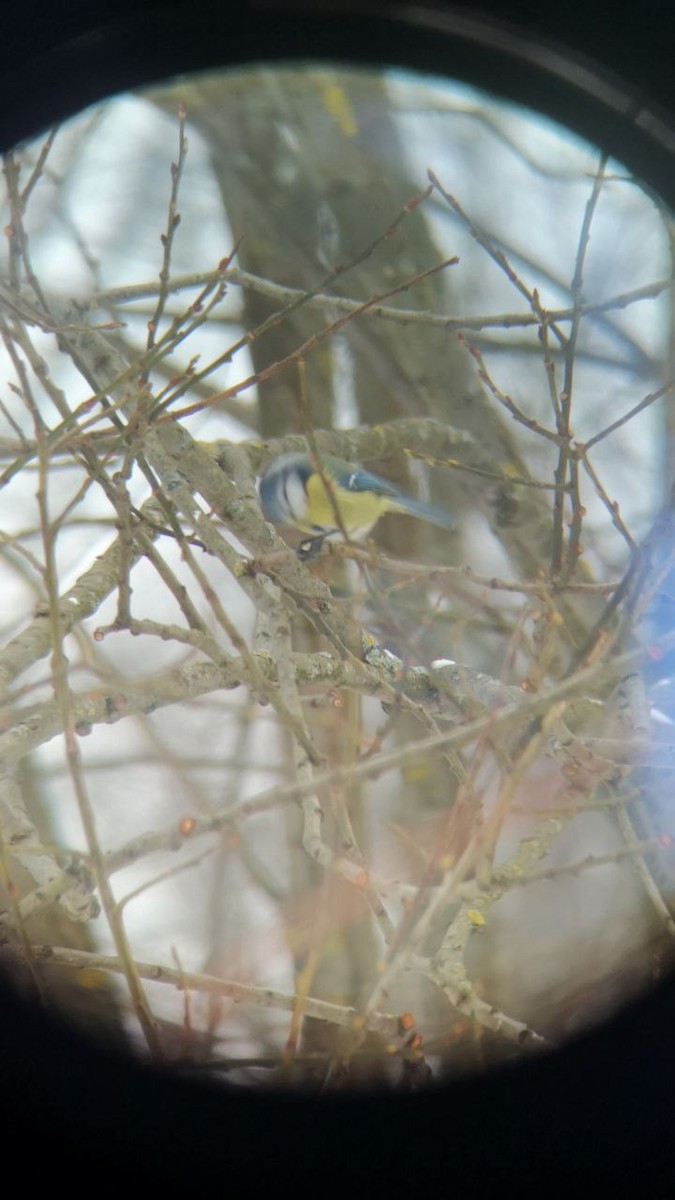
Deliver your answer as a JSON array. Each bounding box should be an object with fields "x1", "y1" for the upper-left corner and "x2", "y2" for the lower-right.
[{"x1": 258, "y1": 450, "x2": 455, "y2": 557}]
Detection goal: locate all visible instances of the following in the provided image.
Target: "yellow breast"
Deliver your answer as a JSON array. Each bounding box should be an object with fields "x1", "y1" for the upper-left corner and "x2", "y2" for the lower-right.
[{"x1": 304, "y1": 472, "x2": 392, "y2": 537}]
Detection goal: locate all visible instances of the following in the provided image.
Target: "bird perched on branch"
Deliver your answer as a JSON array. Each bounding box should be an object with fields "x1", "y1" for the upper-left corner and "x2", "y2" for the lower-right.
[{"x1": 259, "y1": 451, "x2": 455, "y2": 558}]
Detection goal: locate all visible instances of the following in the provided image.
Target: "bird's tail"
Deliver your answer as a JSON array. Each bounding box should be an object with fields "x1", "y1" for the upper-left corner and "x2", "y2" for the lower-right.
[{"x1": 392, "y1": 495, "x2": 455, "y2": 531}]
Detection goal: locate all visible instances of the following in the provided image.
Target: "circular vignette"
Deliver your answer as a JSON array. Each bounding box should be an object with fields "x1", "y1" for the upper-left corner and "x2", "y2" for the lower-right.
[{"x1": 1, "y1": 1, "x2": 675, "y2": 1195}]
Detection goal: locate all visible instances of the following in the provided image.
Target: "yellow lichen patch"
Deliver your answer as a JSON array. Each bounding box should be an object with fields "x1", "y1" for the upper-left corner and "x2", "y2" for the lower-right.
[
  {"x1": 76, "y1": 968, "x2": 109, "y2": 991},
  {"x1": 466, "y1": 909, "x2": 486, "y2": 927},
  {"x1": 438, "y1": 854, "x2": 456, "y2": 870},
  {"x1": 322, "y1": 84, "x2": 357, "y2": 137},
  {"x1": 503, "y1": 461, "x2": 523, "y2": 479},
  {"x1": 402, "y1": 762, "x2": 434, "y2": 785}
]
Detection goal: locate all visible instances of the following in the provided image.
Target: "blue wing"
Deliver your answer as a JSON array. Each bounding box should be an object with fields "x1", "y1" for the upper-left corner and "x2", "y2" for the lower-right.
[
  {"x1": 337, "y1": 466, "x2": 455, "y2": 531},
  {"x1": 338, "y1": 468, "x2": 401, "y2": 497}
]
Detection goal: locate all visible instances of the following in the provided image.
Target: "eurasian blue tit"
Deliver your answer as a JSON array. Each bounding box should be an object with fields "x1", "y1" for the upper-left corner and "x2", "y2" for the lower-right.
[{"x1": 258, "y1": 451, "x2": 454, "y2": 553}]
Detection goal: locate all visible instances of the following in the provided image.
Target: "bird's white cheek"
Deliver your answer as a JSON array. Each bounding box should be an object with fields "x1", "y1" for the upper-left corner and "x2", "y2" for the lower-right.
[{"x1": 283, "y1": 473, "x2": 309, "y2": 522}]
